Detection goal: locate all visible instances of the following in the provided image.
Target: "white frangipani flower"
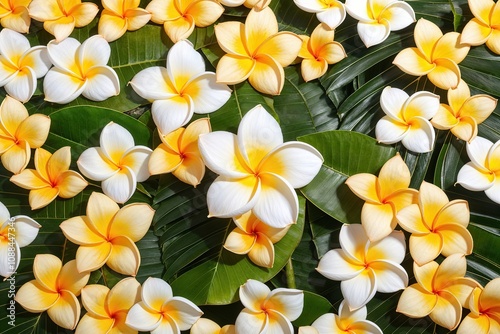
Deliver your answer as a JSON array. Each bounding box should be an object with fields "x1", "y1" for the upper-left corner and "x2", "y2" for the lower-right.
[
  {"x1": 293, "y1": 0, "x2": 346, "y2": 29},
  {"x1": 43, "y1": 35, "x2": 120, "y2": 104},
  {"x1": 457, "y1": 136, "x2": 500, "y2": 204},
  {"x1": 77, "y1": 122, "x2": 152, "y2": 204},
  {"x1": 130, "y1": 40, "x2": 231, "y2": 135},
  {"x1": 0, "y1": 28, "x2": 52, "y2": 102}
]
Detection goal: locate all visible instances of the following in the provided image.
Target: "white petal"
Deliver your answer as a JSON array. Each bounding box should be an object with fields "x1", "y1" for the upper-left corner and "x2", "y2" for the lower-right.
[
  {"x1": 164, "y1": 297, "x2": 203, "y2": 330},
  {"x1": 339, "y1": 224, "x2": 369, "y2": 263},
  {"x1": 0, "y1": 242, "x2": 20, "y2": 278},
  {"x1": 357, "y1": 21, "x2": 390, "y2": 48},
  {"x1": 404, "y1": 91, "x2": 440, "y2": 120},
  {"x1": 78, "y1": 35, "x2": 111, "y2": 68},
  {"x1": 4, "y1": 67, "x2": 36, "y2": 102},
  {"x1": 21, "y1": 46, "x2": 52, "y2": 78},
  {"x1": 466, "y1": 136, "x2": 492, "y2": 171},
  {"x1": 375, "y1": 117, "x2": 408, "y2": 144},
  {"x1": 129, "y1": 66, "x2": 177, "y2": 100},
  {"x1": 101, "y1": 166, "x2": 137, "y2": 204},
  {"x1": 126, "y1": 302, "x2": 162, "y2": 332},
  {"x1": 122, "y1": 146, "x2": 152, "y2": 182},
  {"x1": 141, "y1": 277, "x2": 173, "y2": 311},
  {"x1": 77, "y1": 147, "x2": 118, "y2": 181},
  {"x1": 267, "y1": 288, "x2": 304, "y2": 321},
  {"x1": 185, "y1": 73, "x2": 231, "y2": 114},
  {"x1": 151, "y1": 317, "x2": 179, "y2": 334},
  {"x1": 43, "y1": 68, "x2": 85, "y2": 104},
  {"x1": 293, "y1": 0, "x2": 328, "y2": 13},
  {"x1": 100, "y1": 122, "x2": 135, "y2": 162},
  {"x1": 0, "y1": 203, "x2": 9, "y2": 222},
  {"x1": 11, "y1": 215, "x2": 41, "y2": 247},
  {"x1": 316, "y1": 5, "x2": 346, "y2": 29},
  {"x1": 368, "y1": 230, "x2": 406, "y2": 264},
  {"x1": 267, "y1": 310, "x2": 294, "y2": 334},
  {"x1": 316, "y1": 249, "x2": 364, "y2": 281},
  {"x1": 456, "y1": 162, "x2": 493, "y2": 191},
  {"x1": 341, "y1": 271, "x2": 377, "y2": 310},
  {"x1": 0, "y1": 28, "x2": 30, "y2": 60},
  {"x1": 310, "y1": 313, "x2": 337, "y2": 332},
  {"x1": 345, "y1": 0, "x2": 370, "y2": 21},
  {"x1": 46, "y1": 38, "x2": 81, "y2": 73},
  {"x1": 240, "y1": 279, "x2": 271, "y2": 312},
  {"x1": 484, "y1": 178, "x2": 500, "y2": 204},
  {"x1": 380, "y1": 86, "x2": 409, "y2": 120},
  {"x1": 385, "y1": 2, "x2": 416, "y2": 31},
  {"x1": 151, "y1": 97, "x2": 194, "y2": 135},
  {"x1": 82, "y1": 65, "x2": 120, "y2": 101},
  {"x1": 401, "y1": 117, "x2": 435, "y2": 153},
  {"x1": 370, "y1": 260, "x2": 408, "y2": 293},
  {"x1": 166, "y1": 40, "x2": 206, "y2": 85},
  {"x1": 338, "y1": 299, "x2": 367, "y2": 322},
  {"x1": 235, "y1": 308, "x2": 267, "y2": 334}
]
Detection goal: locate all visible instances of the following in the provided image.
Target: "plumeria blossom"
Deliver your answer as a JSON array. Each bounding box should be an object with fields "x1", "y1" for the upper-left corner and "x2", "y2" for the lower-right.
[
  {"x1": 456, "y1": 136, "x2": 500, "y2": 204},
  {"x1": 191, "y1": 318, "x2": 236, "y2": 334},
  {"x1": 198, "y1": 104, "x2": 323, "y2": 228},
  {"x1": 28, "y1": 0, "x2": 98, "y2": 42},
  {"x1": 293, "y1": 0, "x2": 346, "y2": 30},
  {"x1": 0, "y1": 0, "x2": 31, "y2": 33},
  {"x1": 0, "y1": 28, "x2": 52, "y2": 102},
  {"x1": 224, "y1": 210, "x2": 290, "y2": 268},
  {"x1": 298, "y1": 23, "x2": 346, "y2": 82},
  {"x1": 0, "y1": 96, "x2": 50, "y2": 174},
  {"x1": 316, "y1": 224, "x2": 408, "y2": 311},
  {"x1": 76, "y1": 277, "x2": 141, "y2": 334},
  {"x1": 0, "y1": 201, "x2": 40, "y2": 278},
  {"x1": 393, "y1": 18, "x2": 470, "y2": 90},
  {"x1": 77, "y1": 122, "x2": 152, "y2": 204},
  {"x1": 59, "y1": 192, "x2": 154, "y2": 276},
  {"x1": 397, "y1": 253, "x2": 481, "y2": 331},
  {"x1": 457, "y1": 278, "x2": 500, "y2": 334},
  {"x1": 345, "y1": 0, "x2": 415, "y2": 47},
  {"x1": 214, "y1": 7, "x2": 303, "y2": 95},
  {"x1": 345, "y1": 153, "x2": 418, "y2": 242},
  {"x1": 44, "y1": 35, "x2": 120, "y2": 104},
  {"x1": 460, "y1": 0, "x2": 500, "y2": 55},
  {"x1": 126, "y1": 277, "x2": 203, "y2": 333},
  {"x1": 375, "y1": 86, "x2": 440, "y2": 153},
  {"x1": 15, "y1": 254, "x2": 90, "y2": 330},
  {"x1": 396, "y1": 181, "x2": 473, "y2": 266},
  {"x1": 130, "y1": 40, "x2": 231, "y2": 135},
  {"x1": 431, "y1": 79, "x2": 497, "y2": 142},
  {"x1": 10, "y1": 147, "x2": 88, "y2": 210},
  {"x1": 149, "y1": 118, "x2": 210, "y2": 187},
  {"x1": 146, "y1": 0, "x2": 224, "y2": 43},
  {"x1": 98, "y1": 0, "x2": 152, "y2": 42},
  {"x1": 235, "y1": 279, "x2": 304, "y2": 334},
  {"x1": 300, "y1": 300, "x2": 383, "y2": 334}
]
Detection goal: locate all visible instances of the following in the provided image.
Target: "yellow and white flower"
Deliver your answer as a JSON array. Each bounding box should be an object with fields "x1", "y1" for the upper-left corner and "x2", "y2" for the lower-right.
[
  {"x1": 98, "y1": 0, "x2": 151, "y2": 42},
  {"x1": 0, "y1": 0, "x2": 31, "y2": 33},
  {"x1": 293, "y1": 0, "x2": 346, "y2": 30},
  {"x1": 460, "y1": 0, "x2": 500, "y2": 55}
]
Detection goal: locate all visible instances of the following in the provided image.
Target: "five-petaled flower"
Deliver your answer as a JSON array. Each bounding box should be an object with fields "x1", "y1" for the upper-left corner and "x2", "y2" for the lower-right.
[
  {"x1": 375, "y1": 86, "x2": 440, "y2": 153},
  {"x1": 59, "y1": 191, "x2": 155, "y2": 276},
  {"x1": 214, "y1": 7, "x2": 303, "y2": 95},
  {"x1": 460, "y1": 0, "x2": 500, "y2": 55},
  {"x1": 456, "y1": 136, "x2": 500, "y2": 204},
  {"x1": 345, "y1": 0, "x2": 415, "y2": 48},
  {"x1": 393, "y1": 18, "x2": 470, "y2": 90},
  {"x1": 298, "y1": 23, "x2": 346, "y2": 82},
  {"x1": 0, "y1": 201, "x2": 40, "y2": 278},
  {"x1": 0, "y1": 96, "x2": 50, "y2": 174},
  {"x1": 316, "y1": 223, "x2": 408, "y2": 311},
  {"x1": 397, "y1": 253, "x2": 481, "y2": 331},
  {"x1": 15, "y1": 254, "x2": 90, "y2": 330},
  {"x1": 224, "y1": 210, "x2": 290, "y2": 268},
  {"x1": 396, "y1": 181, "x2": 473, "y2": 266},
  {"x1": 43, "y1": 35, "x2": 120, "y2": 104},
  {"x1": 130, "y1": 40, "x2": 231, "y2": 136},
  {"x1": 0, "y1": 28, "x2": 52, "y2": 102},
  {"x1": 98, "y1": 0, "x2": 152, "y2": 42},
  {"x1": 10, "y1": 146, "x2": 88, "y2": 210},
  {"x1": 198, "y1": 104, "x2": 323, "y2": 228},
  {"x1": 77, "y1": 122, "x2": 152, "y2": 204},
  {"x1": 76, "y1": 277, "x2": 141, "y2": 334},
  {"x1": 28, "y1": 0, "x2": 98, "y2": 42},
  {"x1": 146, "y1": 0, "x2": 224, "y2": 43},
  {"x1": 293, "y1": 0, "x2": 346, "y2": 30},
  {"x1": 126, "y1": 277, "x2": 203, "y2": 332},
  {"x1": 0, "y1": 0, "x2": 31, "y2": 33},
  {"x1": 235, "y1": 279, "x2": 304, "y2": 334}
]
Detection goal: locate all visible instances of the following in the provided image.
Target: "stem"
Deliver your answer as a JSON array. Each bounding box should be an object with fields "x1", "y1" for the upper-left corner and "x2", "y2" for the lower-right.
[{"x1": 286, "y1": 258, "x2": 296, "y2": 289}]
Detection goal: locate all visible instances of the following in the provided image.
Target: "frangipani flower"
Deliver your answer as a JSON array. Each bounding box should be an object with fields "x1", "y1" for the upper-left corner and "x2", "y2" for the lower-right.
[
  {"x1": 191, "y1": 318, "x2": 236, "y2": 334},
  {"x1": 396, "y1": 253, "x2": 481, "y2": 331},
  {"x1": 0, "y1": 28, "x2": 52, "y2": 102},
  {"x1": 15, "y1": 254, "x2": 90, "y2": 330},
  {"x1": 397, "y1": 181, "x2": 473, "y2": 266},
  {"x1": 98, "y1": 0, "x2": 151, "y2": 42},
  {"x1": 293, "y1": 0, "x2": 346, "y2": 30},
  {"x1": 345, "y1": 0, "x2": 415, "y2": 47},
  {"x1": 130, "y1": 40, "x2": 231, "y2": 135},
  {"x1": 0, "y1": 0, "x2": 31, "y2": 33},
  {"x1": 235, "y1": 279, "x2": 304, "y2": 334},
  {"x1": 198, "y1": 104, "x2": 323, "y2": 228},
  {"x1": 0, "y1": 201, "x2": 40, "y2": 278},
  {"x1": 126, "y1": 277, "x2": 203, "y2": 333},
  {"x1": 76, "y1": 277, "x2": 141, "y2": 334},
  {"x1": 375, "y1": 86, "x2": 440, "y2": 153},
  {"x1": 345, "y1": 153, "x2": 418, "y2": 241},
  {"x1": 149, "y1": 118, "x2": 210, "y2": 186},
  {"x1": 0, "y1": 96, "x2": 50, "y2": 174},
  {"x1": 214, "y1": 7, "x2": 303, "y2": 95},
  {"x1": 457, "y1": 278, "x2": 500, "y2": 334},
  {"x1": 393, "y1": 18, "x2": 470, "y2": 90},
  {"x1": 28, "y1": 0, "x2": 98, "y2": 42},
  {"x1": 10, "y1": 147, "x2": 88, "y2": 210},
  {"x1": 146, "y1": 0, "x2": 224, "y2": 43},
  {"x1": 59, "y1": 192, "x2": 155, "y2": 275},
  {"x1": 224, "y1": 210, "x2": 290, "y2": 268},
  {"x1": 316, "y1": 224, "x2": 408, "y2": 311},
  {"x1": 460, "y1": 0, "x2": 500, "y2": 55},
  {"x1": 43, "y1": 35, "x2": 120, "y2": 104},
  {"x1": 298, "y1": 23, "x2": 346, "y2": 82},
  {"x1": 431, "y1": 79, "x2": 497, "y2": 142},
  {"x1": 456, "y1": 136, "x2": 500, "y2": 204},
  {"x1": 77, "y1": 122, "x2": 152, "y2": 204}
]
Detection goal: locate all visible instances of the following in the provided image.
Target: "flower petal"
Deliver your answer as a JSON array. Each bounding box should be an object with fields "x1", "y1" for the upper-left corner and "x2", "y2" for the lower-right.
[
  {"x1": 129, "y1": 66, "x2": 177, "y2": 100},
  {"x1": 141, "y1": 277, "x2": 173, "y2": 311},
  {"x1": 481, "y1": 277, "x2": 500, "y2": 310},
  {"x1": 345, "y1": 173, "x2": 380, "y2": 204},
  {"x1": 215, "y1": 54, "x2": 255, "y2": 85},
  {"x1": 418, "y1": 181, "x2": 449, "y2": 223},
  {"x1": 457, "y1": 162, "x2": 494, "y2": 191},
  {"x1": 457, "y1": 313, "x2": 491, "y2": 334},
  {"x1": 215, "y1": 21, "x2": 248, "y2": 57},
  {"x1": 433, "y1": 32, "x2": 469, "y2": 64},
  {"x1": 434, "y1": 199, "x2": 470, "y2": 228},
  {"x1": 86, "y1": 191, "x2": 119, "y2": 236},
  {"x1": 76, "y1": 314, "x2": 114, "y2": 334},
  {"x1": 357, "y1": 21, "x2": 390, "y2": 48},
  {"x1": 107, "y1": 235, "x2": 141, "y2": 276},
  {"x1": 409, "y1": 232, "x2": 442, "y2": 266},
  {"x1": 162, "y1": 296, "x2": 203, "y2": 330},
  {"x1": 0, "y1": 241, "x2": 19, "y2": 278},
  {"x1": 248, "y1": 233, "x2": 274, "y2": 268},
  {"x1": 339, "y1": 223, "x2": 368, "y2": 263},
  {"x1": 16, "y1": 114, "x2": 51, "y2": 149},
  {"x1": 148, "y1": 144, "x2": 182, "y2": 175},
  {"x1": 43, "y1": 67, "x2": 86, "y2": 104},
  {"x1": 369, "y1": 260, "x2": 408, "y2": 293},
  {"x1": 413, "y1": 260, "x2": 439, "y2": 293},
  {"x1": 360, "y1": 202, "x2": 396, "y2": 242},
  {"x1": 316, "y1": 249, "x2": 364, "y2": 281},
  {"x1": 81, "y1": 284, "x2": 109, "y2": 318},
  {"x1": 400, "y1": 117, "x2": 435, "y2": 153},
  {"x1": 60, "y1": 216, "x2": 104, "y2": 245},
  {"x1": 207, "y1": 175, "x2": 261, "y2": 217},
  {"x1": 44, "y1": 16, "x2": 76, "y2": 42},
  {"x1": 76, "y1": 242, "x2": 112, "y2": 273},
  {"x1": 83, "y1": 65, "x2": 120, "y2": 101},
  {"x1": 191, "y1": 318, "x2": 222, "y2": 334},
  {"x1": 151, "y1": 96, "x2": 194, "y2": 135},
  {"x1": 316, "y1": 3, "x2": 346, "y2": 29},
  {"x1": 101, "y1": 167, "x2": 137, "y2": 204},
  {"x1": 383, "y1": 1, "x2": 415, "y2": 31},
  {"x1": 396, "y1": 284, "x2": 436, "y2": 318},
  {"x1": 166, "y1": 40, "x2": 205, "y2": 85},
  {"x1": 434, "y1": 253, "x2": 467, "y2": 291},
  {"x1": 396, "y1": 204, "x2": 429, "y2": 234},
  {"x1": 267, "y1": 310, "x2": 294, "y2": 334},
  {"x1": 184, "y1": 73, "x2": 232, "y2": 115},
  {"x1": 444, "y1": 277, "x2": 481, "y2": 307},
  {"x1": 28, "y1": 186, "x2": 59, "y2": 210},
  {"x1": 375, "y1": 116, "x2": 408, "y2": 145},
  {"x1": 108, "y1": 202, "x2": 154, "y2": 242},
  {"x1": 429, "y1": 290, "x2": 462, "y2": 330},
  {"x1": 403, "y1": 91, "x2": 440, "y2": 121},
  {"x1": 341, "y1": 270, "x2": 377, "y2": 310},
  {"x1": 248, "y1": 54, "x2": 284, "y2": 95},
  {"x1": 427, "y1": 57, "x2": 461, "y2": 90},
  {"x1": 377, "y1": 153, "x2": 411, "y2": 196},
  {"x1": 163, "y1": 16, "x2": 195, "y2": 43},
  {"x1": 15, "y1": 280, "x2": 58, "y2": 312},
  {"x1": 11, "y1": 215, "x2": 40, "y2": 247},
  {"x1": 245, "y1": 7, "x2": 278, "y2": 53},
  {"x1": 257, "y1": 32, "x2": 302, "y2": 67},
  {"x1": 98, "y1": 10, "x2": 128, "y2": 42},
  {"x1": 121, "y1": 145, "x2": 152, "y2": 182},
  {"x1": 56, "y1": 170, "x2": 88, "y2": 198},
  {"x1": 224, "y1": 228, "x2": 255, "y2": 254},
  {"x1": 461, "y1": 18, "x2": 492, "y2": 46},
  {"x1": 234, "y1": 308, "x2": 267, "y2": 334},
  {"x1": 300, "y1": 58, "x2": 328, "y2": 82},
  {"x1": 46, "y1": 37, "x2": 80, "y2": 71},
  {"x1": 4, "y1": 66, "x2": 36, "y2": 102},
  {"x1": 58, "y1": 258, "x2": 93, "y2": 295},
  {"x1": 71, "y1": 2, "x2": 99, "y2": 27},
  {"x1": 485, "y1": 178, "x2": 500, "y2": 204},
  {"x1": 392, "y1": 47, "x2": 435, "y2": 76},
  {"x1": 172, "y1": 154, "x2": 206, "y2": 186},
  {"x1": 107, "y1": 277, "x2": 141, "y2": 314},
  {"x1": 267, "y1": 288, "x2": 304, "y2": 321},
  {"x1": 2, "y1": 140, "x2": 30, "y2": 174},
  {"x1": 367, "y1": 230, "x2": 406, "y2": 264},
  {"x1": 240, "y1": 279, "x2": 271, "y2": 312},
  {"x1": 77, "y1": 147, "x2": 118, "y2": 181},
  {"x1": 126, "y1": 301, "x2": 163, "y2": 331}
]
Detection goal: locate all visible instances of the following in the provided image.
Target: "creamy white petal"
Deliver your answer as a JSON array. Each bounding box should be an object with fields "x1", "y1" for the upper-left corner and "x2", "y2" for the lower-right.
[
  {"x1": 341, "y1": 271, "x2": 377, "y2": 310},
  {"x1": 357, "y1": 21, "x2": 390, "y2": 48},
  {"x1": 43, "y1": 68, "x2": 86, "y2": 104},
  {"x1": 293, "y1": 0, "x2": 329, "y2": 13},
  {"x1": 126, "y1": 302, "x2": 162, "y2": 331},
  {"x1": 235, "y1": 308, "x2": 267, "y2": 334},
  {"x1": 456, "y1": 162, "x2": 494, "y2": 191},
  {"x1": 0, "y1": 242, "x2": 20, "y2": 278},
  {"x1": 466, "y1": 136, "x2": 492, "y2": 171},
  {"x1": 100, "y1": 122, "x2": 135, "y2": 163},
  {"x1": 151, "y1": 97, "x2": 194, "y2": 135},
  {"x1": 122, "y1": 146, "x2": 152, "y2": 182},
  {"x1": 240, "y1": 279, "x2": 271, "y2": 312},
  {"x1": 0, "y1": 28, "x2": 30, "y2": 61},
  {"x1": 385, "y1": 2, "x2": 416, "y2": 31},
  {"x1": 400, "y1": 117, "x2": 435, "y2": 153},
  {"x1": 77, "y1": 147, "x2": 119, "y2": 181},
  {"x1": 0, "y1": 203, "x2": 10, "y2": 223},
  {"x1": 82, "y1": 65, "x2": 120, "y2": 101},
  {"x1": 46, "y1": 38, "x2": 81, "y2": 74},
  {"x1": 267, "y1": 310, "x2": 294, "y2": 334},
  {"x1": 77, "y1": 35, "x2": 111, "y2": 68},
  {"x1": 129, "y1": 66, "x2": 178, "y2": 101},
  {"x1": 184, "y1": 73, "x2": 231, "y2": 114},
  {"x1": 267, "y1": 288, "x2": 304, "y2": 320},
  {"x1": 101, "y1": 166, "x2": 137, "y2": 204},
  {"x1": 344, "y1": 0, "x2": 370, "y2": 21},
  {"x1": 166, "y1": 40, "x2": 206, "y2": 86},
  {"x1": 141, "y1": 277, "x2": 173, "y2": 311},
  {"x1": 22, "y1": 46, "x2": 52, "y2": 78},
  {"x1": 380, "y1": 86, "x2": 409, "y2": 120},
  {"x1": 484, "y1": 178, "x2": 500, "y2": 204},
  {"x1": 316, "y1": 249, "x2": 364, "y2": 281},
  {"x1": 370, "y1": 260, "x2": 408, "y2": 293},
  {"x1": 339, "y1": 223, "x2": 369, "y2": 263},
  {"x1": 403, "y1": 91, "x2": 440, "y2": 120},
  {"x1": 368, "y1": 230, "x2": 406, "y2": 264},
  {"x1": 4, "y1": 67, "x2": 37, "y2": 102},
  {"x1": 163, "y1": 297, "x2": 203, "y2": 330},
  {"x1": 375, "y1": 116, "x2": 408, "y2": 144},
  {"x1": 316, "y1": 5, "x2": 346, "y2": 29},
  {"x1": 11, "y1": 215, "x2": 40, "y2": 247}
]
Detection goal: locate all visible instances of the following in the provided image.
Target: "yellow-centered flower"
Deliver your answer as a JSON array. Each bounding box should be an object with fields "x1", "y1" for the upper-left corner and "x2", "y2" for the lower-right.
[
  {"x1": 293, "y1": 0, "x2": 346, "y2": 29},
  {"x1": 0, "y1": 0, "x2": 31, "y2": 33},
  {"x1": 98, "y1": 0, "x2": 151, "y2": 42},
  {"x1": 461, "y1": 0, "x2": 500, "y2": 55}
]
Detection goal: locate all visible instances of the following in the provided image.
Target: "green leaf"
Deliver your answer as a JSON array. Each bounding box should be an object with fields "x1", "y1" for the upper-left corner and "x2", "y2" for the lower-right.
[{"x1": 293, "y1": 291, "x2": 335, "y2": 327}]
